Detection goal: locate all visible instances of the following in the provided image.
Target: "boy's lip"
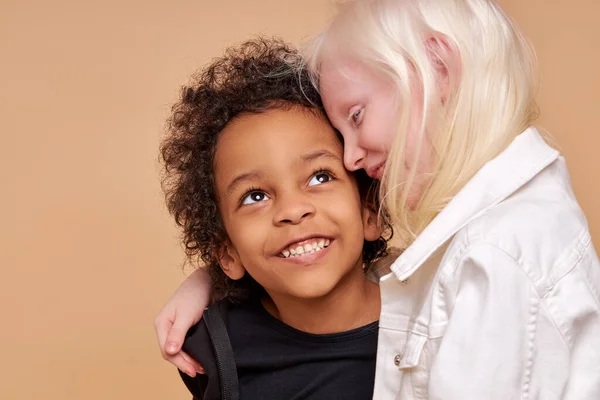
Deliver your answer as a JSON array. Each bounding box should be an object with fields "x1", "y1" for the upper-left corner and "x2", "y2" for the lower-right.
[{"x1": 276, "y1": 234, "x2": 334, "y2": 256}]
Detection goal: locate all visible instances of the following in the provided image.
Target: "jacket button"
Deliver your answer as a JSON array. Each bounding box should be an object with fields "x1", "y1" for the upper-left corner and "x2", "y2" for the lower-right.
[
  {"x1": 401, "y1": 278, "x2": 410, "y2": 284},
  {"x1": 394, "y1": 354, "x2": 401, "y2": 366}
]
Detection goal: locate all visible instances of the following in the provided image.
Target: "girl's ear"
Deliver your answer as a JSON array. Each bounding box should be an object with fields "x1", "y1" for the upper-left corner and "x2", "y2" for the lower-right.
[
  {"x1": 361, "y1": 205, "x2": 381, "y2": 242},
  {"x1": 424, "y1": 33, "x2": 461, "y2": 103},
  {"x1": 215, "y1": 242, "x2": 246, "y2": 281}
]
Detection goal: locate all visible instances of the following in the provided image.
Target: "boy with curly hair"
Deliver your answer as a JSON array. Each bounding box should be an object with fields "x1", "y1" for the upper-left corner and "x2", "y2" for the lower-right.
[{"x1": 161, "y1": 38, "x2": 391, "y2": 400}]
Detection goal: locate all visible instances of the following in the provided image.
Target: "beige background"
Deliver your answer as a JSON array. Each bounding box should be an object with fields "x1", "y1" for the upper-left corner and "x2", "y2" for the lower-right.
[{"x1": 0, "y1": 1, "x2": 597, "y2": 399}]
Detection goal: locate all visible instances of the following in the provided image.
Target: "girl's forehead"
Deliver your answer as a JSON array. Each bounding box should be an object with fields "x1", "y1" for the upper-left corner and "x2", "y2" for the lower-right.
[
  {"x1": 321, "y1": 57, "x2": 369, "y2": 85},
  {"x1": 319, "y1": 59, "x2": 383, "y2": 115},
  {"x1": 320, "y1": 57, "x2": 387, "y2": 101}
]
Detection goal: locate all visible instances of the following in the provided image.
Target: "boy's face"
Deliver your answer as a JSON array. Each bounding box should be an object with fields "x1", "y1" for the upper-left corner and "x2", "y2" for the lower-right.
[{"x1": 214, "y1": 106, "x2": 378, "y2": 300}]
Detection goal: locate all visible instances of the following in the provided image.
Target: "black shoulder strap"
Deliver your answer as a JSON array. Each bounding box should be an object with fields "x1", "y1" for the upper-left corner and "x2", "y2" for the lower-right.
[{"x1": 203, "y1": 302, "x2": 239, "y2": 400}]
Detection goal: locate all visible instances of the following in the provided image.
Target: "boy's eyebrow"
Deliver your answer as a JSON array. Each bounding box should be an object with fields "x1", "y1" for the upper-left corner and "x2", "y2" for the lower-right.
[
  {"x1": 227, "y1": 171, "x2": 264, "y2": 195},
  {"x1": 226, "y1": 150, "x2": 340, "y2": 195},
  {"x1": 300, "y1": 149, "x2": 342, "y2": 164}
]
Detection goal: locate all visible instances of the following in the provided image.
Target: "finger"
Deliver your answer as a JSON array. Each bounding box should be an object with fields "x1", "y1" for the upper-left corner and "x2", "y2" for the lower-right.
[
  {"x1": 181, "y1": 351, "x2": 205, "y2": 375},
  {"x1": 164, "y1": 315, "x2": 193, "y2": 355},
  {"x1": 165, "y1": 339, "x2": 182, "y2": 356},
  {"x1": 169, "y1": 353, "x2": 197, "y2": 377},
  {"x1": 154, "y1": 316, "x2": 174, "y2": 358}
]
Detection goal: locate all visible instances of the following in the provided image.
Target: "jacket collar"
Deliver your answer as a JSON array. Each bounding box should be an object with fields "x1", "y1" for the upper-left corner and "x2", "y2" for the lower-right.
[{"x1": 391, "y1": 127, "x2": 560, "y2": 281}]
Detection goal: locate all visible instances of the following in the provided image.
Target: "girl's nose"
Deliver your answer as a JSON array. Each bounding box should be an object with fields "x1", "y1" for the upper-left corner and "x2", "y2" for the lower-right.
[{"x1": 343, "y1": 143, "x2": 367, "y2": 171}]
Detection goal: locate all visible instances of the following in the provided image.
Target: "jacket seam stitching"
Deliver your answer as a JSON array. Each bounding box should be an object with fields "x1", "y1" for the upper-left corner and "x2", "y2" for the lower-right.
[
  {"x1": 441, "y1": 240, "x2": 536, "y2": 291},
  {"x1": 575, "y1": 238, "x2": 600, "y2": 312},
  {"x1": 539, "y1": 230, "x2": 591, "y2": 298},
  {"x1": 521, "y1": 294, "x2": 539, "y2": 399},
  {"x1": 540, "y1": 235, "x2": 597, "y2": 350},
  {"x1": 439, "y1": 240, "x2": 542, "y2": 400},
  {"x1": 539, "y1": 298, "x2": 571, "y2": 350}
]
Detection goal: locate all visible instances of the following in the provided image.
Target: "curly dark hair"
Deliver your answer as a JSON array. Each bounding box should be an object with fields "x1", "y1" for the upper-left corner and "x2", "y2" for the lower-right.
[{"x1": 161, "y1": 38, "x2": 391, "y2": 301}]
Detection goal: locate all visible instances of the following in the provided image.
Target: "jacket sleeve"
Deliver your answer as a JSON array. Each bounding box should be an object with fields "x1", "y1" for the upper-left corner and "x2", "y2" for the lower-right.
[
  {"x1": 545, "y1": 238, "x2": 600, "y2": 399},
  {"x1": 429, "y1": 243, "x2": 547, "y2": 399}
]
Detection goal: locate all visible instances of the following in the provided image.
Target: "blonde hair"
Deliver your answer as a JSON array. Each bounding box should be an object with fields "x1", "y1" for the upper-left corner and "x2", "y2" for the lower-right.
[{"x1": 304, "y1": 0, "x2": 538, "y2": 245}]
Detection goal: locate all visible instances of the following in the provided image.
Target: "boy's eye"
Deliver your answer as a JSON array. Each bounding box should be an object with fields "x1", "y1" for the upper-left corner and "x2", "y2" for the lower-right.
[
  {"x1": 308, "y1": 171, "x2": 333, "y2": 187},
  {"x1": 241, "y1": 190, "x2": 269, "y2": 205}
]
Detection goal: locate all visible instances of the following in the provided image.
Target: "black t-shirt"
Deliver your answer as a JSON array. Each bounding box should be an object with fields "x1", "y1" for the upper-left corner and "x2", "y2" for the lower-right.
[{"x1": 226, "y1": 299, "x2": 378, "y2": 400}]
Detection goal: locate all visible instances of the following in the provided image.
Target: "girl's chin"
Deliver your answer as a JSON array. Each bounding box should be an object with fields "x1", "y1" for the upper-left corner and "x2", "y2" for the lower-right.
[{"x1": 407, "y1": 182, "x2": 428, "y2": 209}]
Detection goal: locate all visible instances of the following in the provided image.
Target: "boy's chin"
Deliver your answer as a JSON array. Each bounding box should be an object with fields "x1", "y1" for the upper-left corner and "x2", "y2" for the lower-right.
[{"x1": 274, "y1": 272, "x2": 362, "y2": 301}]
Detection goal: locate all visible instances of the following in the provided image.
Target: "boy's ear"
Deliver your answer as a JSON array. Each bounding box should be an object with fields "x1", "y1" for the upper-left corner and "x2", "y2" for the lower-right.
[
  {"x1": 215, "y1": 241, "x2": 246, "y2": 281},
  {"x1": 361, "y1": 205, "x2": 381, "y2": 242}
]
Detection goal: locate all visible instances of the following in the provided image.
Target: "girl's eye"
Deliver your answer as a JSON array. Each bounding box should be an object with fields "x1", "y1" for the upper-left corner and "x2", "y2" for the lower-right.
[
  {"x1": 308, "y1": 171, "x2": 333, "y2": 187},
  {"x1": 351, "y1": 108, "x2": 363, "y2": 124},
  {"x1": 241, "y1": 190, "x2": 269, "y2": 205}
]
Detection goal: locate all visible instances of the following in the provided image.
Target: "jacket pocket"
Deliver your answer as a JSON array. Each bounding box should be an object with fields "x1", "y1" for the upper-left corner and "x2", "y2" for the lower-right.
[{"x1": 398, "y1": 332, "x2": 427, "y2": 370}]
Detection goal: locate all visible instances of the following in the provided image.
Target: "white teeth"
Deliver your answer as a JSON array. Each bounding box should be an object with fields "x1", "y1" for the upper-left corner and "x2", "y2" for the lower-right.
[{"x1": 280, "y1": 238, "x2": 332, "y2": 258}]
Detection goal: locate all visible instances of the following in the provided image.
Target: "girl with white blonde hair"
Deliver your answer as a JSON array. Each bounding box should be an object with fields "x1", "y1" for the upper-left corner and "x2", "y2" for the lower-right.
[{"x1": 155, "y1": 0, "x2": 600, "y2": 398}]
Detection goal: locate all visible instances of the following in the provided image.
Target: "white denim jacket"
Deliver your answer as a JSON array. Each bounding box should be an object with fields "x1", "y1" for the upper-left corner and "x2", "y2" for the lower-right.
[{"x1": 373, "y1": 128, "x2": 600, "y2": 399}]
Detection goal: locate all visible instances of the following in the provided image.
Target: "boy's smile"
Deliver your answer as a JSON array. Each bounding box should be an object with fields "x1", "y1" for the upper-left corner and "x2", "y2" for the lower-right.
[
  {"x1": 277, "y1": 235, "x2": 331, "y2": 258},
  {"x1": 213, "y1": 106, "x2": 379, "y2": 302}
]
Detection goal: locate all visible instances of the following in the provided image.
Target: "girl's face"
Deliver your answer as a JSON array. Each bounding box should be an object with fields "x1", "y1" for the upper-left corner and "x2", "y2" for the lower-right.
[{"x1": 320, "y1": 59, "x2": 432, "y2": 194}]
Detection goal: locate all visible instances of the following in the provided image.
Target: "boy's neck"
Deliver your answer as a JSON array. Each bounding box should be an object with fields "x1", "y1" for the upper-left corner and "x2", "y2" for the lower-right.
[{"x1": 262, "y1": 265, "x2": 381, "y2": 334}]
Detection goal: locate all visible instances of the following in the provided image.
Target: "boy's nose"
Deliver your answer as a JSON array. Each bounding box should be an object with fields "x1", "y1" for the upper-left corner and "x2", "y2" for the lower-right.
[{"x1": 273, "y1": 195, "x2": 316, "y2": 225}]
